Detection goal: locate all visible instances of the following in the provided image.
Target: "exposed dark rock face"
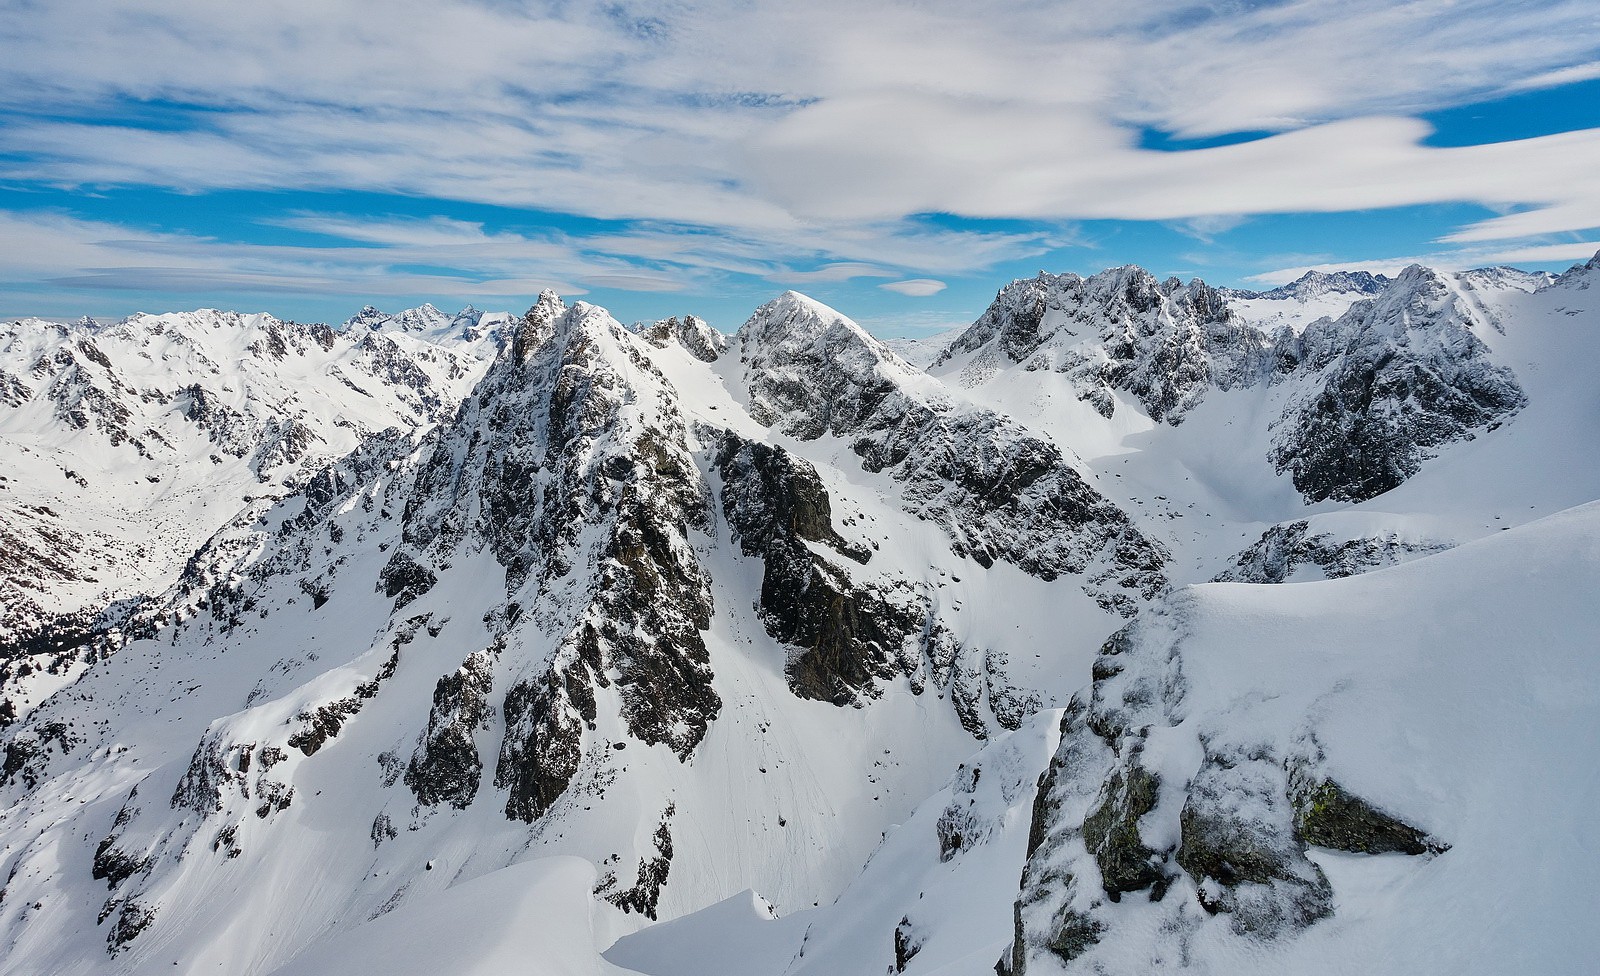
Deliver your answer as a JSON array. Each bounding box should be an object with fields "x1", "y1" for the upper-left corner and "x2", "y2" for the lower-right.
[
  {"x1": 715, "y1": 433, "x2": 869, "y2": 563},
  {"x1": 496, "y1": 673, "x2": 588, "y2": 824},
  {"x1": 712, "y1": 430, "x2": 1033, "y2": 726},
  {"x1": 407, "y1": 295, "x2": 722, "y2": 822},
  {"x1": 287, "y1": 698, "x2": 362, "y2": 757},
  {"x1": 1213, "y1": 519, "x2": 1451, "y2": 583},
  {"x1": 105, "y1": 899, "x2": 156, "y2": 954},
  {"x1": 1269, "y1": 266, "x2": 1526, "y2": 502},
  {"x1": 599, "y1": 805, "x2": 676, "y2": 920},
  {"x1": 1289, "y1": 770, "x2": 1447, "y2": 856},
  {"x1": 377, "y1": 551, "x2": 437, "y2": 610},
  {"x1": 171, "y1": 732, "x2": 297, "y2": 825},
  {"x1": 1081, "y1": 759, "x2": 1167, "y2": 899},
  {"x1": 1175, "y1": 751, "x2": 1333, "y2": 935},
  {"x1": 288, "y1": 627, "x2": 409, "y2": 757},
  {"x1": 92, "y1": 791, "x2": 148, "y2": 889},
  {"x1": 171, "y1": 731, "x2": 238, "y2": 814},
  {"x1": 715, "y1": 432, "x2": 910, "y2": 704},
  {"x1": 943, "y1": 264, "x2": 1527, "y2": 505},
  {"x1": 893, "y1": 915, "x2": 923, "y2": 972},
  {"x1": 406, "y1": 648, "x2": 497, "y2": 809}
]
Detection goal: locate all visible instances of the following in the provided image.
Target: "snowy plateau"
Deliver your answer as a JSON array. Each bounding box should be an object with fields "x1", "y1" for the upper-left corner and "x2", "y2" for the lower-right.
[{"x1": 0, "y1": 256, "x2": 1597, "y2": 976}]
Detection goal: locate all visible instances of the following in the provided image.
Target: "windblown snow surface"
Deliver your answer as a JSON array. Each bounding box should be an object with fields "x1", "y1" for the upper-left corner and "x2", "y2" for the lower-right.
[{"x1": 0, "y1": 257, "x2": 1596, "y2": 976}]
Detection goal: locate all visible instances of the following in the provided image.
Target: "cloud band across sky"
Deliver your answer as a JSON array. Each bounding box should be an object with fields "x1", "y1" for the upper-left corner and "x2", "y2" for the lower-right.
[{"x1": 2, "y1": 0, "x2": 1598, "y2": 327}]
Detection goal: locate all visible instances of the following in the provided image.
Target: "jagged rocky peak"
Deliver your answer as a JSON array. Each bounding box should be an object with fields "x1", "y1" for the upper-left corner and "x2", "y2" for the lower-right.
[
  {"x1": 636, "y1": 313, "x2": 727, "y2": 363},
  {"x1": 390, "y1": 290, "x2": 721, "y2": 821},
  {"x1": 345, "y1": 301, "x2": 507, "y2": 348},
  {"x1": 1544, "y1": 248, "x2": 1600, "y2": 289},
  {"x1": 1454, "y1": 266, "x2": 1553, "y2": 293},
  {"x1": 360, "y1": 302, "x2": 451, "y2": 333},
  {"x1": 509, "y1": 288, "x2": 570, "y2": 361},
  {"x1": 1268, "y1": 264, "x2": 1527, "y2": 502},
  {"x1": 346, "y1": 304, "x2": 390, "y2": 330},
  {"x1": 731, "y1": 293, "x2": 1169, "y2": 605},
  {"x1": 1247, "y1": 269, "x2": 1389, "y2": 301},
  {"x1": 936, "y1": 265, "x2": 1267, "y2": 423},
  {"x1": 737, "y1": 290, "x2": 921, "y2": 438}
]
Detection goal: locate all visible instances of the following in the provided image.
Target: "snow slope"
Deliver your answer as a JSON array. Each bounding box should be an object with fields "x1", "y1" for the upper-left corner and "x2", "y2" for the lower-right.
[
  {"x1": 1011, "y1": 497, "x2": 1600, "y2": 975},
  {"x1": 607, "y1": 498, "x2": 1600, "y2": 976}
]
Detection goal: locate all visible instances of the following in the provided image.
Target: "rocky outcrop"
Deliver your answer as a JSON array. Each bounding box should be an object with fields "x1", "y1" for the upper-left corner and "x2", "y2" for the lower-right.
[
  {"x1": 406, "y1": 648, "x2": 497, "y2": 809},
  {"x1": 714, "y1": 432, "x2": 905, "y2": 704},
  {"x1": 1268, "y1": 266, "x2": 1526, "y2": 502},
  {"x1": 1010, "y1": 613, "x2": 1445, "y2": 973},
  {"x1": 598, "y1": 804, "x2": 676, "y2": 920},
  {"x1": 713, "y1": 430, "x2": 1037, "y2": 730},
  {"x1": 391, "y1": 293, "x2": 723, "y2": 823},
  {"x1": 1081, "y1": 756, "x2": 1167, "y2": 899},
  {"x1": 1288, "y1": 767, "x2": 1448, "y2": 857},
  {"x1": 1175, "y1": 749, "x2": 1333, "y2": 935},
  {"x1": 1213, "y1": 519, "x2": 1451, "y2": 583},
  {"x1": 941, "y1": 264, "x2": 1529, "y2": 506}
]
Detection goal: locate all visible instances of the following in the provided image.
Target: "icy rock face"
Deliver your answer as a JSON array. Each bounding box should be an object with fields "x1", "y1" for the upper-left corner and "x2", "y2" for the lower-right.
[
  {"x1": 713, "y1": 432, "x2": 899, "y2": 705},
  {"x1": 1268, "y1": 266, "x2": 1527, "y2": 502},
  {"x1": 405, "y1": 646, "x2": 498, "y2": 809},
  {"x1": 637, "y1": 314, "x2": 727, "y2": 363},
  {"x1": 739, "y1": 292, "x2": 1169, "y2": 614},
  {"x1": 712, "y1": 430, "x2": 1034, "y2": 732},
  {"x1": 391, "y1": 291, "x2": 721, "y2": 821},
  {"x1": 936, "y1": 267, "x2": 1271, "y2": 422},
  {"x1": 1212, "y1": 520, "x2": 1451, "y2": 583},
  {"x1": 1008, "y1": 612, "x2": 1446, "y2": 975}
]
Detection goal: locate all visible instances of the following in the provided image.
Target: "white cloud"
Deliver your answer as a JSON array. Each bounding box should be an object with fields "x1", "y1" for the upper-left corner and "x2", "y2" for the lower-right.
[
  {"x1": 766, "y1": 263, "x2": 897, "y2": 284},
  {"x1": 0, "y1": 0, "x2": 1598, "y2": 277},
  {"x1": 1505, "y1": 61, "x2": 1600, "y2": 92},
  {"x1": 879, "y1": 279, "x2": 947, "y2": 297}
]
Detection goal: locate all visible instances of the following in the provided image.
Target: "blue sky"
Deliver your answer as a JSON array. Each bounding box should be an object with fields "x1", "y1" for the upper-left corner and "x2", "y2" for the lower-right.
[{"x1": 2, "y1": 0, "x2": 1599, "y2": 336}]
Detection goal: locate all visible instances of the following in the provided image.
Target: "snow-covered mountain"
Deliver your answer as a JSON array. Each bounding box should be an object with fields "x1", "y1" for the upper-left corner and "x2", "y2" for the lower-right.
[
  {"x1": 344, "y1": 303, "x2": 514, "y2": 357},
  {"x1": 0, "y1": 309, "x2": 494, "y2": 719},
  {"x1": 0, "y1": 255, "x2": 1596, "y2": 976},
  {"x1": 1220, "y1": 270, "x2": 1390, "y2": 333}
]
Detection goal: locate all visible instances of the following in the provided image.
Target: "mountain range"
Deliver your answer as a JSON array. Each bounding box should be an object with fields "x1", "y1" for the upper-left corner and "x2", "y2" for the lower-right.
[{"x1": 0, "y1": 255, "x2": 1595, "y2": 975}]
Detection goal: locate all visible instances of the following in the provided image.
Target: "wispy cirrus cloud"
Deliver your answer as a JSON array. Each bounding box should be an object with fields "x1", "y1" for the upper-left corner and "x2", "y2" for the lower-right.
[
  {"x1": 1, "y1": 0, "x2": 1598, "y2": 316},
  {"x1": 4, "y1": 2, "x2": 1599, "y2": 237}
]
